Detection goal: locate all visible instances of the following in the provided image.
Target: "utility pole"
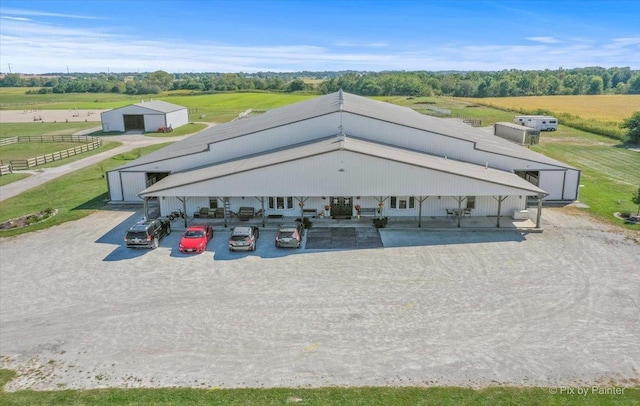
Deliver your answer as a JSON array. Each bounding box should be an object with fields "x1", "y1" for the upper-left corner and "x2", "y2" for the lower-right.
[{"x1": 7, "y1": 63, "x2": 11, "y2": 74}]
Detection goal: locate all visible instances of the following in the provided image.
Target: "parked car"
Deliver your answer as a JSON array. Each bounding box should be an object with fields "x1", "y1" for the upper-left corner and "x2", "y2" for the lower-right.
[
  {"x1": 275, "y1": 222, "x2": 304, "y2": 248},
  {"x1": 124, "y1": 218, "x2": 171, "y2": 249},
  {"x1": 179, "y1": 224, "x2": 214, "y2": 253},
  {"x1": 228, "y1": 226, "x2": 260, "y2": 252}
]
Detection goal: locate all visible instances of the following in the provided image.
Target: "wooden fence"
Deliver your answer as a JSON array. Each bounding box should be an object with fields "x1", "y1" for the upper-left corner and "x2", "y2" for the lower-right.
[{"x1": 0, "y1": 135, "x2": 102, "y2": 174}]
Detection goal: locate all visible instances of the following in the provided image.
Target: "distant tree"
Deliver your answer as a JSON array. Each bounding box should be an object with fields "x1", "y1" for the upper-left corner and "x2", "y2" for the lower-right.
[
  {"x1": 0, "y1": 73, "x2": 23, "y2": 87},
  {"x1": 621, "y1": 111, "x2": 640, "y2": 144},
  {"x1": 587, "y1": 76, "x2": 604, "y2": 94},
  {"x1": 628, "y1": 74, "x2": 640, "y2": 94},
  {"x1": 632, "y1": 187, "x2": 640, "y2": 215},
  {"x1": 286, "y1": 79, "x2": 306, "y2": 92}
]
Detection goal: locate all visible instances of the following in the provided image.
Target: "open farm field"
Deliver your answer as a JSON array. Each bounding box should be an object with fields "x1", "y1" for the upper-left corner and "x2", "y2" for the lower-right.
[
  {"x1": 460, "y1": 95, "x2": 640, "y2": 122},
  {"x1": 0, "y1": 88, "x2": 315, "y2": 123}
]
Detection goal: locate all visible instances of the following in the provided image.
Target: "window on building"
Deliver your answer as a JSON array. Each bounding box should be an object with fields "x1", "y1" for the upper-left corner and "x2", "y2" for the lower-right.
[
  {"x1": 208, "y1": 198, "x2": 218, "y2": 209},
  {"x1": 269, "y1": 197, "x2": 293, "y2": 210},
  {"x1": 466, "y1": 196, "x2": 476, "y2": 209},
  {"x1": 391, "y1": 196, "x2": 413, "y2": 209}
]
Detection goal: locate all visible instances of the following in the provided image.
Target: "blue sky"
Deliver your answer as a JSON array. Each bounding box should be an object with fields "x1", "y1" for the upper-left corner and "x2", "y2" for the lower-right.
[{"x1": 1, "y1": 0, "x2": 639, "y2": 74}]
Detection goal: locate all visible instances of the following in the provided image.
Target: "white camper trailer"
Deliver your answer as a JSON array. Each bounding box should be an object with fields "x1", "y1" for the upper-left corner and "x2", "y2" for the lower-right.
[{"x1": 514, "y1": 115, "x2": 558, "y2": 131}]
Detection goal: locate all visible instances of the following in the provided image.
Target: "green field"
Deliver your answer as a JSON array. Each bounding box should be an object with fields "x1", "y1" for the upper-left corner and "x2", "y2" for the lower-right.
[
  {"x1": 0, "y1": 88, "x2": 314, "y2": 123},
  {"x1": 1, "y1": 369, "x2": 638, "y2": 406}
]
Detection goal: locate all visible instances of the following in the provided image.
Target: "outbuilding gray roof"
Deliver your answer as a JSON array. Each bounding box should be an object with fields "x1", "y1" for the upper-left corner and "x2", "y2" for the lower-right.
[{"x1": 132, "y1": 100, "x2": 186, "y2": 113}]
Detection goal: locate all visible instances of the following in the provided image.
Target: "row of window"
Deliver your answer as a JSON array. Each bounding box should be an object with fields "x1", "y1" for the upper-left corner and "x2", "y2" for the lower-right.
[{"x1": 206, "y1": 196, "x2": 476, "y2": 210}]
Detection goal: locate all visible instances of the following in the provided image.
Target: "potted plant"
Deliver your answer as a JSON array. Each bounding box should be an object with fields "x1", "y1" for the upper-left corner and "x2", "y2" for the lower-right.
[
  {"x1": 372, "y1": 217, "x2": 388, "y2": 228},
  {"x1": 355, "y1": 204, "x2": 361, "y2": 218}
]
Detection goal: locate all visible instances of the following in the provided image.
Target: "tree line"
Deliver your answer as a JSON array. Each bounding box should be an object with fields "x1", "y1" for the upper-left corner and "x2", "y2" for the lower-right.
[{"x1": 1, "y1": 67, "x2": 639, "y2": 97}]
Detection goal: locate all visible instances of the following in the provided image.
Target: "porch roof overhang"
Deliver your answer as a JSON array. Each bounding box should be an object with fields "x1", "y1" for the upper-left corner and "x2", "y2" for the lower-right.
[{"x1": 138, "y1": 137, "x2": 548, "y2": 198}]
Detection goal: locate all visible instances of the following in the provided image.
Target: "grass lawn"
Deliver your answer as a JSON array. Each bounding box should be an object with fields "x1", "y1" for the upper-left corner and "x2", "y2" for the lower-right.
[
  {"x1": 0, "y1": 172, "x2": 31, "y2": 187},
  {"x1": 0, "y1": 143, "x2": 169, "y2": 237},
  {"x1": 0, "y1": 122, "x2": 100, "y2": 138},
  {"x1": 0, "y1": 141, "x2": 87, "y2": 161},
  {"x1": 531, "y1": 127, "x2": 640, "y2": 229},
  {"x1": 1, "y1": 370, "x2": 638, "y2": 406}
]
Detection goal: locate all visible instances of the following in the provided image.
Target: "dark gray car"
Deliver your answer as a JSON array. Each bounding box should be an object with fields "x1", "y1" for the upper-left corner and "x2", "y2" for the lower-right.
[{"x1": 124, "y1": 218, "x2": 171, "y2": 249}]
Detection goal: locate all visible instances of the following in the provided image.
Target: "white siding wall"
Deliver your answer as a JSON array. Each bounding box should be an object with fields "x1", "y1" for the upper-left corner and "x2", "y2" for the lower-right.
[
  {"x1": 165, "y1": 109, "x2": 189, "y2": 129},
  {"x1": 101, "y1": 109, "x2": 124, "y2": 132},
  {"x1": 208, "y1": 114, "x2": 339, "y2": 163},
  {"x1": 158, "y1": 195, "x2": 525, "y2": 218},
  {"x1": 563, "y1": 169, "x2": 580, "y2": 200},
  {"x1": 107, "y1": 171, "x2": 123, "y2": 201},
  {"x1": 538, "y1": 170, "x2": 567, "y2": 200},
  {"x1": 144, "y1": 114, "x2": 166, "y2": 132},
  {"x1": 121, "y1": 172, "x2": 147, "y2": 202},
  {"x1": 344, "y1": 113, "x2": 574, "y2": 200},
  {"x1": 152, "y1": 151, "x2": 540, "y2": 200}
]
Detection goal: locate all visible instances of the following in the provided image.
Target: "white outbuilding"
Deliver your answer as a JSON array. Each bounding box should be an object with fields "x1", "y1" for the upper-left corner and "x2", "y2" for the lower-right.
[
  {"x1": 100, "y1": 100, "x2": 188, "y2": 133},
  {"x1": 106, "y1": 91, "x2": 580, "y2": 228}
]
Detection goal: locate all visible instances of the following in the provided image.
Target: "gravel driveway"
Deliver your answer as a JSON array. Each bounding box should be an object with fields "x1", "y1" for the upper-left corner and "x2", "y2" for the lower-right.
[{"x1": 1, "y1": 207, "x2": 639, "y2": 391}]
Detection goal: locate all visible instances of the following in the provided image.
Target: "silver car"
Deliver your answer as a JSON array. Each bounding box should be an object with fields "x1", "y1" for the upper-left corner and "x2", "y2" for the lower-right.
[{"x1": 228, "y1": 226, "x2": 260, "y2": 252}]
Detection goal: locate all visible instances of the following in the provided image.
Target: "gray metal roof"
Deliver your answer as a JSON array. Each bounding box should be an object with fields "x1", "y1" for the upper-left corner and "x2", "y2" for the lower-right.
[
  {"x1": 139, "y1": 136, "x2": 547, "y2": 197},
  {"x1": 127, "y1": 100, "x2": 186, "y2": 113},
  {"x1": 111, "y1": 91, "x2": 575, "y2": 172}
]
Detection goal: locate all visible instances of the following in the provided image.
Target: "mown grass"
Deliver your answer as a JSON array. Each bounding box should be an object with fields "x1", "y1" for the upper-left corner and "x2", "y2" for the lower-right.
[
  {"x1": 531, "y1": 128, "x2": 640, "y2": 227},
  {"x1": 0, "y1": 141, "x2": 86, "y2": 161},
  {"x1": 0, "y1": 122, "x2": 99, "y2": 138},
  {"x1": 0, "y1": 143, "x2": 169, "y2": 237},
  {"x1": 0, "y1": 172, "x2": 30, "y2": 186},
  {"x1": 0, "y1": 368, "x2": 638, "y2": 406}
]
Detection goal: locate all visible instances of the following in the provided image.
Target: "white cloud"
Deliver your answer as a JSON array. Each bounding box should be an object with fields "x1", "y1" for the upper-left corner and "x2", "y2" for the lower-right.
[
  {"x1": 1, "y1": 16, "x2": 31, "y2": 21},
  {"x1": 0, "y1": 7, "x2": 104, "y2": 20},
  {"x1": 1, "y1": 17, "x2": 638, "y2": 73},
  {"x1": 526, "y1": 36, "x2": 561, "y2": 44}
]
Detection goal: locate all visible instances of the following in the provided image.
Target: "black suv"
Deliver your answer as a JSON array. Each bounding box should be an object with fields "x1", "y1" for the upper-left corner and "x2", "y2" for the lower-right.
[{"x1": 124, "y1": 218, "x2": 171, "y2": 249}]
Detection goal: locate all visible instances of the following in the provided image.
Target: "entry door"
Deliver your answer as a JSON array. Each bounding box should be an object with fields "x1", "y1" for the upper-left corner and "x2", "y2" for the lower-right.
[{"x1": 330, "y1": 197, "x2": 352, "y2": 218}]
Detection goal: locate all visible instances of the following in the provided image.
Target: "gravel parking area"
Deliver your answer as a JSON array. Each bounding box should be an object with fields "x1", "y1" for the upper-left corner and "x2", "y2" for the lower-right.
[{"x1": 1, "y1": 207, "x2": 639, "y2": 391}]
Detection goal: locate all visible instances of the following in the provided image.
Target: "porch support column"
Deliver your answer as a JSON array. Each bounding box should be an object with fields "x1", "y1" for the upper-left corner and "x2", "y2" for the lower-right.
[
  {"x1": 176, "y1": 196, "x2": 189, "y2": 228},
  {"x1": 218, "y1": 197, "x2": 228, "y2": 228},
  {"x1": 256, "y1": 197, "x2": 265, "y2": 228},
  {"x1": 536, "y1": 193, "x2": 544, "y2": 228},
  {"x1": 493, "y1": 195, "x2": 507, "y2": 228},
  {"x1": 375, "y1": 196, "x2": 388, "y2": 219},
  {"x1": 454, "y1": 196, "x2": 466, "y2": 228},
  {"x1": 143, "y1": 197, "x2": 149, "y2": 220},
  {"x1": 295, "y1": 196, "x2": 309, "y2": 219},
  {"x1": 417, "y1": 196, "x2": 429, "y2": 228}
]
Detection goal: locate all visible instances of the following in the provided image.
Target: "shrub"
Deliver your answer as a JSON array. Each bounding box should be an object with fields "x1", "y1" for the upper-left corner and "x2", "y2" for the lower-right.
[{"x1": 372, "y1": 217, "x2": 388, "y2": 228}]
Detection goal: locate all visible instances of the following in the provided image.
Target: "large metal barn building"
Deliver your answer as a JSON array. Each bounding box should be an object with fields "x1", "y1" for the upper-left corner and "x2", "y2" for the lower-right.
[
  {"x1": 106, "y1": 91, "x2": 580, "y2": 227},
  {"x1": 100, "y1": 100, "x2": 188, "y2": 133}
]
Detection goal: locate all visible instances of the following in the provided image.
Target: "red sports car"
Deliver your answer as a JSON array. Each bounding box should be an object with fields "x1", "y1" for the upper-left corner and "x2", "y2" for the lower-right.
[{"x1": 178, "y1": 224, "x2": 214, "y2": 253}]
